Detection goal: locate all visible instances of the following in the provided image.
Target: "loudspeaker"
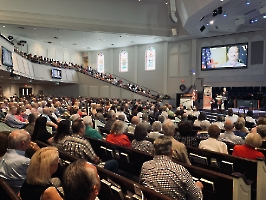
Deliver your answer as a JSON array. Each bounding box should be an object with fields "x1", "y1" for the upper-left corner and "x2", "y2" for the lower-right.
[
  {"x1": 200, "y1": 25, "x2": 206, "y2": 32},
  {"x1": 251, "y1": 41, "x2": 264, "y2": 65}
]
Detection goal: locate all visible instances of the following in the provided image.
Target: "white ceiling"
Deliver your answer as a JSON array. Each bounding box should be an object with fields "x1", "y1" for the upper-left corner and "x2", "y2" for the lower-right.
[{"x1": 0, "y1": 0, "x2": 266, "y2": 52}]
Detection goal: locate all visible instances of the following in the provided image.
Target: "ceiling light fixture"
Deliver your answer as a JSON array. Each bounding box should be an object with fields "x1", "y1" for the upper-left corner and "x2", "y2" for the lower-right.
[
  {"x1": 3, "y1": 26, "x2": 5, "y2": 28},
  {"x1": 209, "y1": 20, "x2": 214, "y2": 25},
  {"x1": 263, "y1": 15, "x2": 266, "y2": 19},
  {"x1": 246, "y1": 0, "x2": 250, "y2": 5},
  {"x1": 223, "y1": 12, "x2": 227, "y2": 17}
]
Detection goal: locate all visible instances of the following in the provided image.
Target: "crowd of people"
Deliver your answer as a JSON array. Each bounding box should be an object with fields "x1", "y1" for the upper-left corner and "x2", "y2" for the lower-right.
[
  {"x1": 14, "y1": 48, "x2": 163, "y2": 100},
  {"x1": 0, "y1": 94, "x2": 265, "y2": 199}
]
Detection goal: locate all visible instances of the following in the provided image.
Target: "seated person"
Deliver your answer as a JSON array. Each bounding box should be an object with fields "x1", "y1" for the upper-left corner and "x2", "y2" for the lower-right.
[
  {"x1": 31, "y1": 116, "x2": 53, "y2": 144},
  {"x1": 257, "y1": 125, "x2": 266, "y2": 148},
  {"x1": 51, "y1": 120, "x2": 71, "y2": 150},
  {"x1": 199, "y1": 125, "x2": 228, "y2": 154},
  {"x1": 5, "y1": 106, "x2": 28, "y2": 128},
  {"x1": 132, "y1": 123, "x2": 154, "y2": 155},
  {"x1": 218, "y1": 120, "x2": 244, "y2": 145},
  {"x1": 83, "y1": 116, "x2": 102, "y2": 140},
  {"x1": 0, "y1": 131, "x2": 9, "y2": 158},
  {"x1": 62, "y1": 159, "x2": 101, "y2": 200},
  {"x1": 127, "y1": 116, "x2": 140, "y2": 134},
  {"x1": 148, "y1": 121, "x2": 163, "y2": 139},
  {"x1": 245, "y1": 110, "x2": 256, "y2": 125},
  {"x1": 232, "y1": 133, "x2": 264, "y2": 160},
  {"x1": 20, "y1": 147, "x2": 63, "y2": 200},
  {"x1": 104, "y1": 110, "x2": 116, "y2": 133},
  {"x1": 233, "y1": 120, "x2": 246, "y2": 138},
  {"x1": 225, "y1": 108, "x2": 238, "y2": 124},
  {"x1": 197, "y1": 120, "x2": 211, "y2": 138},
  {"x1": 212, "y1": 114, "x2": 225, "y2": 130},
  {"x1": 24, "y1": 113, "x2": 37, "y2": 136},
  {"x1": 106, "y1": 120, "x2": 131, "y2": 147},
  {"x1": 193, "y1": 111, "x2": 209, "y2": 127},
  {"x1": 140, "y1": 135, "x2": 203, "y2": 199}
]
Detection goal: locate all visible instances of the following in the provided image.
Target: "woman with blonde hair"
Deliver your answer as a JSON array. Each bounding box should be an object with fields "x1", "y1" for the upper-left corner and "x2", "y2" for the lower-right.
[
  {"x1": 20, "y1": 147, "x2": 63, "y2": 200},
  {"x1": 106, "y1": 120, "x2": 131, "y2": 147}
]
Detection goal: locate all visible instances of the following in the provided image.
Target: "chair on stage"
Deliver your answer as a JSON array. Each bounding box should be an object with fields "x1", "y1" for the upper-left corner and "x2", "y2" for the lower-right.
[{"x1": 238, "y1": 101, "x2": 251, "y2": 114}]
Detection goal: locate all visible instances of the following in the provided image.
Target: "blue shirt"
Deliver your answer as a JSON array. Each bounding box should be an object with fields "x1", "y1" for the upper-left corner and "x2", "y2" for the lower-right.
[{"x1": 0, "y1": 149, "x2": 30, "y2": 194}]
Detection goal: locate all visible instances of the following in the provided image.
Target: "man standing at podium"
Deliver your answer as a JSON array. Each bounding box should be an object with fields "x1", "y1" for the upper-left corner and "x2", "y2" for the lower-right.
[{"x1": 222, "y1": 87, "x2": 229, "y2": 110}]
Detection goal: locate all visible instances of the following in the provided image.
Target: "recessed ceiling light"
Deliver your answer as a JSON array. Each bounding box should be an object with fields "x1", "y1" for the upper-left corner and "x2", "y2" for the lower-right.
[
  {"x1": 34, "y1": 34, "x2": 36, "y2": 35},
  {"x1": 34, "y1": 28, "x2": 36, "y2": 30},
  {"x1": 165, "y1": 2, "x2": 168, "y2": 4},
  {"x1": 60, "y1": 36, "x2": 62, "y2": 37},
  {"x1": 48, "y1": 42, "x2": 52, "y2": 44},
  {"x1": 3, "y1": 26, "x2": 5, "y2": 28},
  {"x1": 61, "y1": 42, "x2": 63, "y2": 43},
  {"x1": 111, "y1": 44, "x2": 114, "y2": 45},
  {"x1": 209, "y1": 20, "x2": 214, "y2": 25}
]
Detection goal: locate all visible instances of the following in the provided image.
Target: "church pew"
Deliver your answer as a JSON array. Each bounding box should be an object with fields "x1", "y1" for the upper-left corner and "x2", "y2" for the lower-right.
[
  {"x1": 84, "y1": 136, "x2": 153, "y2": 177},
  {"x1": 186, "y1": 146, "x2": 266, "y2": 200},
  {"x1": 84, "y1": 137, "x2": 252, "y2": 200},
  {"x1": 0, "y1": 178, "x2": 20, "y2": 200},
  {"x1": 35, "y1": 140, "x2": 172, "y2": 200}
]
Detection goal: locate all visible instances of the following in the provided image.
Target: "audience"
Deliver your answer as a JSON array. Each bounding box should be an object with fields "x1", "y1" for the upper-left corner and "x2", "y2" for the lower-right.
[
  {"x1": 106, "y1": 120, "x2": 131, "y2": 147},
  {"x1": 218, "y1": 120, "x2": 245, "y2": 145},
  {"x1": 24, "y1": 113, "x2": 37, "y2": 136},
  {"x1": 225, "y1": 108, "x2": 238, "y2": 124},
  {"x1": 257, "y1": 125, "x2": 266, "y2": 148},
  {"x1": 83, "y1": 116, "x2": 103, "y2": 140},
  {"x1": 5, "y1": 106, "x2": 28, "y2": 128},
  {"x1": 20, "y1": 147, "x2": 63, "y2": 200},
  {"x1": 140, "y1": 135, "x2": 203, "y2": 199},
  {"x1": 0, "y1": 130, "x2": 38, "y2": 194},
  {"x1": 162, "y1": 119, "x2": 191, "y2": 165},
  {"x1": 62, "y1": 159, "x2": 101, "y2": 200},
  {"x1": 62, "y1": 119, "x2": 118, "y2": 173},
  {"x1": 132, "y1": 123, "x2": 154, "y2": 155},
  {"x1": 212, "y1": 114, "x2": 225, "y2": 130},
  {"x1": 148, "y1": 121, "x2": 163, "y2": 139},
  {"x1": 0, "y1": 131, "x2": 10, "y2": 158},
  {"x1": 51, "y1": 119, "x2": 71, "y2": 150},
  {"x1": 128, "y1": 116, "x2": 140, "y2": 134},
  {"x1": 199, "y1": 124, "x2": 228, "y2": 154},
  {"x1": 232, "y1": 133, "x2": 265, "y2": 160},
  {"x1": 31, "y1": 116, "x2": 53, "y2": 144},
  {"x1": 233, "y1": 120, "x2": 246, "y2": 138}
]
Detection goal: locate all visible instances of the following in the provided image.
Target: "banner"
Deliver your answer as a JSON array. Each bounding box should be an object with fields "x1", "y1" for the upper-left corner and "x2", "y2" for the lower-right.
[{"x1": 203, "y1": 86, "x2": 212, "y2": 110}]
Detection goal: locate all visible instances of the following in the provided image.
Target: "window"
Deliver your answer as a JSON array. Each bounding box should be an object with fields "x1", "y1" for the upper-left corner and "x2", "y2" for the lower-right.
[
  {"x1": 97, "y1": 53, "x2": 104, "y2": 73},
  {"x1": 145, "y1": 46, "x2": 156, "y2": 70},
  {"x1": 119, "y1": 50, "x2": 128, "y2": 72}
]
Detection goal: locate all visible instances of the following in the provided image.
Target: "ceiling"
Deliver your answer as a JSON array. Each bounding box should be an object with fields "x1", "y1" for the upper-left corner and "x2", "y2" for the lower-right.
[{"x1": 0, "y1": 0, "x2": 265, "y2": 52}]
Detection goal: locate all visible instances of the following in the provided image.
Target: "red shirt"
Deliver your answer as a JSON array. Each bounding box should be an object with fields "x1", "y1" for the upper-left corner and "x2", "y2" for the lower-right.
[
  {"x1": 106, "y1": 133, "x2": 131, "y2": 147},
  {"x1": 232, "y1": 144, "x2": 264, "y2": 160}
]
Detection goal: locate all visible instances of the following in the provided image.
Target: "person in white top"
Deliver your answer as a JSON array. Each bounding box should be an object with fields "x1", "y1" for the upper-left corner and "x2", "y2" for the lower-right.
[
  {"x1": 245, "y1": 110, "x2": 256, "y2": 125},
  {"x1": 224, "y1": 108, "x2": 238, "y2": 124},
  {"x1": 212, "y1": 115, "x2": 225, "y2": 130},
  {"x1": 148, "y1": 121, "x2": 163, "y2": 139},
  {"x1": 199, "y1": 124, "x2": 228, "y2": 154}
]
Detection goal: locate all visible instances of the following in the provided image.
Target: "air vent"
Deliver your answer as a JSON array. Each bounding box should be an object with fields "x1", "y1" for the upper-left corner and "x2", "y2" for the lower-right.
[
  {"x1": 48, "y1": 42, "x2": 52, "y2": 44},
  {"x1": 54, "y1": 37, "x2": 58, "y2": 39},
  {"x1": 87, "y1": 47, "x2": 91, "y2": 49},
  {"x1": 215, "y1": 26, "x2": 218, "y2": 29},
  {"x1": 18, "y1": 27, "x2": 25, "y2": 29},
  {"x1": 73, "y1": 43, "x2": 77, "y2": 45}
]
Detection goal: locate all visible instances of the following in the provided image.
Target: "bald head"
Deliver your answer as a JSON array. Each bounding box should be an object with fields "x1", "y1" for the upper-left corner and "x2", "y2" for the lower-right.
[
  {"x1": 131, "y1": 116, "x2": 140, "y2": 125},
  {"x1": 224, "y1": 120, "x2": 234, "y2": 131},
  {"x1": 8, "y1": 129, "x2": 30, "y2": 151}
]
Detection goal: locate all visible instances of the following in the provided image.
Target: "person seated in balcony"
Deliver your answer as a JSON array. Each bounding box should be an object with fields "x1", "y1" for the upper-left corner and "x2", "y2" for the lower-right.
[
  {"x1": 199, "y1": 124, "x2": 228, "y2": 154},
  {"x1": 232, "y1": 132, "x2": 264, "y2": 160}
]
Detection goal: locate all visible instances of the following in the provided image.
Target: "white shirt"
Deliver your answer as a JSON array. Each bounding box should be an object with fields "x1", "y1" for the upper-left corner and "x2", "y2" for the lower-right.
[
  {"x1": 212, "y1": 121, "x2": 224, "y2": 130},
  {"x1": 225, "y1": 115, "x2": 238, "y2": 123},
  {"x1": 245, "y1": 116, "x2": 256, "y2": 125},
  {"x1": 199, "y1": 138, "x2": 228, "y2": 154}
]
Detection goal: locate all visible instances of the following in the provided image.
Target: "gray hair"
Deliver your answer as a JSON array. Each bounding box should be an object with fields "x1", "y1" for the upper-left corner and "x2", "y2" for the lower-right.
[
  {"x1": 154, "y1": 135, "x2": 172, "y2": 156},
  {"x1": 152, "y1": 121, "x2": 162, "y2": 132},
  {"x1": 110, "y1": 120, "x2": 126, "y2": 134},
  {"x1": 162, "y1": 119, "x2": 175, "y2": 137},
  {"x1": 8, "y1": 130, "x2": 30, "y2": 149},
  {"x1": 200, "y1": 120, "x2": 211, "y2": 131}
]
